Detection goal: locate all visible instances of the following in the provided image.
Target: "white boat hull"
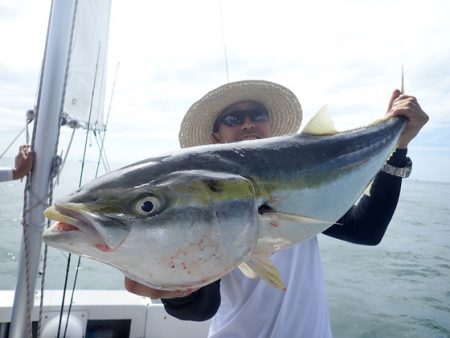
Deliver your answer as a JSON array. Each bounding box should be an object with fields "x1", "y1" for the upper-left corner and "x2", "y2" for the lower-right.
[{"x1": 1, "y1": 290, "x2": 209, "y2": 338}]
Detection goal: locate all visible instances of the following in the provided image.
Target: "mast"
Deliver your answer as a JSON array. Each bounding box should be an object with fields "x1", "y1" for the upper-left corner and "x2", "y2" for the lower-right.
[{"x1": 9, "y1": 0, "x2": 78, "y2": 337}]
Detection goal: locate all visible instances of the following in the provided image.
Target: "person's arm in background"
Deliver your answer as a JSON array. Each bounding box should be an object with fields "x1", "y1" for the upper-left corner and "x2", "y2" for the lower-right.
[
  {"x1": 0, "y1": 168, "x2": 14, "y2": 182},
  {"x1": 0, "y1": 145, "x2": 34, "y2": 182}
]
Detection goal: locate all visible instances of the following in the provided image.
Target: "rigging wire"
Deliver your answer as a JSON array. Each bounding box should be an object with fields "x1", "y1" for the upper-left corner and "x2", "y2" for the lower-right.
[
  {"x1": 57, "y1": 127, "x2": 78, "y2": 183},
  {"x1": 62, "y1": 40, "x2": 103, "y2": 338},
  {"x1": 0, "y1": 110, "x2": 34, "y2": 159},
  {"x1": 93, "y1": 131, "x2": 111, "y2": 173},
  {"x1": 95, "y1": 61, "x2": 119, "y2": 177},
  {"x1": 37, "y1": 155, "x2": 62, "y2": 338}
]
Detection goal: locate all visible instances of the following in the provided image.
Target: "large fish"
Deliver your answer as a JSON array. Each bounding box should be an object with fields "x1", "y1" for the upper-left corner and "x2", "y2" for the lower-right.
[{"x1": 43, "y1": 108, "x2": 405, "y2": 290}]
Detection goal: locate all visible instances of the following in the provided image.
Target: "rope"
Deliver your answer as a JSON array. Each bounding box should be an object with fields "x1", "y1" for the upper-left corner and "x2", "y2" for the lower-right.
[
  {"x1": 38, "y1": 230, "x2": 49, "y2": 338},
  {"x1": 63, "y1": 255, "x2": 81, "y2": 338},
  {"x1": 37, "y1": 156, "x2": 61, "y2": 338},
  {"x1": 0, "y1": 127, "x2": 26, "y2": 159},
  {"x1": 56, "y1": 253, "x2": 72, "y2": 338},
  {"x1": 0, "y1": 110, "x2": 34, "y2": 159},
  {"x1": 21, "y1": 181, "x2": 34, "y2": 338}
]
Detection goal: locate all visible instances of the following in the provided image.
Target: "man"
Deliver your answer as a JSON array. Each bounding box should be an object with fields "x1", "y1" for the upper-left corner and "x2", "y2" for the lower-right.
[
  {"x1": 0, "y1": 145, "x2": 34, "y2": 182},
  {"x1": 125, "y1": 80, "x2": 428, "y2": 337}
]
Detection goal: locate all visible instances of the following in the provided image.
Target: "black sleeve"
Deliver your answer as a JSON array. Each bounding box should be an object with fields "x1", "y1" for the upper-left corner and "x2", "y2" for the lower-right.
[
  {"x1": 322, "y1": 148, "x2": 408, "y2": 245},
  {"x1": 161, "y1": 279, "x2": 221, "y2": 321}
]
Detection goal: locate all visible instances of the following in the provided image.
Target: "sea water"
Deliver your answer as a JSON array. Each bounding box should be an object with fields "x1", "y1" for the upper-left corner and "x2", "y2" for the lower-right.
[
  {"x1": 321, "y1": 179, "x2": 450, "y2": 337},
  {"x1": 1, "y1": 159, "x2": 449, "y2": 337}
]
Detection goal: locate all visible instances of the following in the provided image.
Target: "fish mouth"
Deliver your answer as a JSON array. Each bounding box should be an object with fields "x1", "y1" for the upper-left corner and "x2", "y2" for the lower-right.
[{"x1": 43, "y1": 204, "x2": 130, "y2": 251}]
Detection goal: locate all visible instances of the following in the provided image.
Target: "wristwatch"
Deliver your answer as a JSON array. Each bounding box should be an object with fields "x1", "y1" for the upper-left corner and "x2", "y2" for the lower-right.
[{"x1": 381, "y1": 157, "x2": 412, "y2": 178}]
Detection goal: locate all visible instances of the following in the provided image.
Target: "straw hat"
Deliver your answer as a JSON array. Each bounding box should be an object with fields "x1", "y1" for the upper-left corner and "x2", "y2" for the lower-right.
[{"x1": 178, "y1": 80, "x2": 302, "y2": 148}]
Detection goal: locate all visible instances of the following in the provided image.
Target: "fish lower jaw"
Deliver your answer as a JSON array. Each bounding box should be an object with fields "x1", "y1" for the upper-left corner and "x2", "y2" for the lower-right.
[
  {"x1": 54, "y1": 222, "x2": 79, "y2": 232},
  {"x1": 43, "y1": 223, "x2": 111, "y2": 253},
  {"x1": 48, "y1": 220, "x2": 94, "y2": 238}
]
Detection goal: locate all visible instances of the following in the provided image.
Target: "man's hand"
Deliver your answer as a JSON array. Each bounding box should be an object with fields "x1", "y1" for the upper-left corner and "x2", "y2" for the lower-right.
[
  {"x1": 13, "y1": 145, "x2": 34, "y2": 180},
  {"x1": 124, "y1": 277, "x2": 197, "y2": 299},
  {"x1": 385, "y1": 89, "x2": 429, "y2": 149}
]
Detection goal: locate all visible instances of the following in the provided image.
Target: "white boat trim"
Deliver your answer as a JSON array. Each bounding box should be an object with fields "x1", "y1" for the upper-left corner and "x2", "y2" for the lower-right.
[{"x1": 2, "y1": 290, "x2": 210, "y2": 337}]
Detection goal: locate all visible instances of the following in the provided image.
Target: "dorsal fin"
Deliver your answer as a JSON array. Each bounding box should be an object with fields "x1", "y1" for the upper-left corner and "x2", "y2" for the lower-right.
[{"x1": 301, "y1": 105, "x2": 338, "y2": 136}]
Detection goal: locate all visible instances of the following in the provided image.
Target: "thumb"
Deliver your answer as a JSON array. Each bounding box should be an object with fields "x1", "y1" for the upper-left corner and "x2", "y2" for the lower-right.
[{"x1": 386, "y1": 89, "x2": 401, "y2": 114}]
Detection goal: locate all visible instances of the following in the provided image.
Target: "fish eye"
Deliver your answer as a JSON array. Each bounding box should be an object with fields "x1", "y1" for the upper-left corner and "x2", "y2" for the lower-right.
[{"x1": 134, "y1": 196, "x2": 161, "y2": 216}]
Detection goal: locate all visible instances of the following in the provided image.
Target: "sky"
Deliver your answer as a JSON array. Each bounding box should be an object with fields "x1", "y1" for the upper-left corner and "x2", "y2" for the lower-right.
[{"x1": 1, "y1": 0, "x2": 449, "y2": 182}]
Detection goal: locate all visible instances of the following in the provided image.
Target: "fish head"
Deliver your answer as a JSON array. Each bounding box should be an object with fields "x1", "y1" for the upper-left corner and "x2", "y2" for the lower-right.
[{"x1": 43, "y1": 167, "x2": 259, "y2": 290}]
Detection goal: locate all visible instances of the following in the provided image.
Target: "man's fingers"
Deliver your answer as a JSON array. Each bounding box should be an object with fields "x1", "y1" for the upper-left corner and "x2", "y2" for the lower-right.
[
  {"x1": 124, "y1": 277, "x2": 156, "y2": 297},
  {"x1": 124, "y1": 277, "x2": 195, "y2": 299}
]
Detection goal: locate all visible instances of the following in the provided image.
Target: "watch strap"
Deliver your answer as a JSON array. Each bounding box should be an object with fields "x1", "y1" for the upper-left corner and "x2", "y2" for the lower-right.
[{"x1": 381, "y1": 157, "x2": 412, "y2": 178}]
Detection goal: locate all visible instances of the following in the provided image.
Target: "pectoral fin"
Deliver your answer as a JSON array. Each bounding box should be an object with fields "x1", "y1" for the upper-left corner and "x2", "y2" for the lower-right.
[
  {"x1": 239, "y1": 256, "x2": 286, "y2": 290},
  {"x1": 257, "y1": 210, "x2": 335, "y2": 254}
]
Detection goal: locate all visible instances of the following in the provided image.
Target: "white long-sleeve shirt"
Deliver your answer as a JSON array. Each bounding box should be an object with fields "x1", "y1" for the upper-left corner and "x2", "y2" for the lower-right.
[
  {"x1": 208, "y1": 237, "x2": 332, "y2": 338},
  {"x1": 0, "y1": 168, "x2": 13, "y2": 182}
]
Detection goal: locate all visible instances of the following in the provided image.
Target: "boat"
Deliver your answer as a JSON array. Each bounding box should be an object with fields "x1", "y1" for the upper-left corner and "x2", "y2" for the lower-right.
[{"x1": 0, "y1": 0, "x2": 210, "y2": 336}]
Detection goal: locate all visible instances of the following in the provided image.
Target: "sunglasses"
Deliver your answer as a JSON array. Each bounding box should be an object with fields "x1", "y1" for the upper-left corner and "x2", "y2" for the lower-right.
[{"x1": 214, "y1": 108, "x2": 269, "y2": 131}]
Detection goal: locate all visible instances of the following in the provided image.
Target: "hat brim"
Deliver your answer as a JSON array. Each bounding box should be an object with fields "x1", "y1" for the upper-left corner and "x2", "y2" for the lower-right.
[{"x1": 179, "y1": 80, "x2": 302, "y2": 148}]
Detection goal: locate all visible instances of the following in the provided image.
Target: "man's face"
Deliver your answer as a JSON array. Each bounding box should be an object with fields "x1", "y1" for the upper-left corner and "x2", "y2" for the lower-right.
[{"x1": 212, "y1": 100, "x2": 272, "y2": 144}]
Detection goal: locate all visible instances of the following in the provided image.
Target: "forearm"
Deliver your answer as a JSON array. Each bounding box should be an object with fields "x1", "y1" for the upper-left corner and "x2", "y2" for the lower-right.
[
  {"x1": 0, "y1": 168, "x2": 13, "y2": 182},
  {"x1": 323, "y1": 149, "x2": 408, "y2": 245},
  {"x1": 161, "y1": 280, "x2": 221, "y2": 321}
]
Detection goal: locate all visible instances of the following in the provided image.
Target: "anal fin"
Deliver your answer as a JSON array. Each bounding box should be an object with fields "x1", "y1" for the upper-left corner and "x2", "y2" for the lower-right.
[{"x1": 239, "y1": 256, "x2": 286, "y2": 290}]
